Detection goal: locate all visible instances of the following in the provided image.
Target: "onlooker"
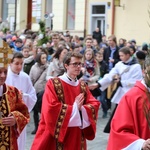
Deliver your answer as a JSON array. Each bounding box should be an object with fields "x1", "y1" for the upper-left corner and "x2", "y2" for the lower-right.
[
  {"x1": 142, "y1": 43, "x2": 149, "y2": 55},
  {"x1": 72, "y1": 44, "x2": 81, "y2": 53},
  {"x1": 118, "y1": 38, "x2": 126, "y2": 48},
  {"x1": 131, "y1": 39, "x2": 138, "y2": 50},
  {"x1": 50, "y1": 33, "x2": 60, "y2": 53},
  {"x1": 92, "y1": 27, "x2": 102, "y2": 44},
  {"x1": 5, "y1": 34, "x2": 14, "y2": 48},
  {"x1": 129, "y1": 45, "x2": 136, "y2": 58},
  {"x1": 22, "y1": 46, "x2": 35, "y2": 75},
  {"x1": 13, "y1": 38, "x2": 24, "y2": 52},
  {"x1": 126, "y1": 40, "x2": 132, "y2": 47},
  {"x1": 96, "y1": 51, "x2": 109, "y2": 118},
  {"x1": 80, "y1": 38, "x2": 98, "y2": 55},
  {"x1": 80, "y1": 48, "x2": 100, "y2": 97},
  {"x1": 29, "y1": 52, "x2": 49, "y2": 134},
  {"x1": 46, "y1": 46, "x2": 68, "y2": 80},
  {"x1": 31, "y1": 51, "x2": 100, "y2": 150},
  {"x1": 99, "y1": 35, "x2": 108, "y2": 48},
  {"x1": 93, "y1": 39, "x2": 100, "y2": 51},
  {"x1": 103, "y1": 35, "x2": 120, "y2": 71},
  {"x1": 136, "y1": 50, "x2": 146, "y2": 68}
]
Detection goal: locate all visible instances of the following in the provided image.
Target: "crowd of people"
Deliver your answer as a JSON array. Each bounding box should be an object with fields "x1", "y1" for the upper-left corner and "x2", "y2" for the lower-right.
[{"x1": 0, "y1": 25, "x2": 150, "y2": 150}]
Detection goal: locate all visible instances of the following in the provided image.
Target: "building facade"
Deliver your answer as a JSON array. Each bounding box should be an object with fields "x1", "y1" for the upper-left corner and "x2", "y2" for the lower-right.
[{"x1": 0, "y1": 0, "x2": 149, "y2": 46}]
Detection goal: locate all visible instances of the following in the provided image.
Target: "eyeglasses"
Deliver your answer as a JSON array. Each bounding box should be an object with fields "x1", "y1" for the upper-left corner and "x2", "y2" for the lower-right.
[{"x1": 69, "y1": 62, "x2": 82, "y2": 67}]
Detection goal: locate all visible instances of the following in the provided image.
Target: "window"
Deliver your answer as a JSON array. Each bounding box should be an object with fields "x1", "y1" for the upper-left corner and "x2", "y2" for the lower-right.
[
  {"x1": 2, "y1": 0, "x2": 8, "y2": 20},
  {"x1": 92, "y1": 5, "x2": 105, "y2": 14},
  {"x1": 67, "y1": 0, "x2": 75, "y2": 30},
  {"x1": 32, "y1": 0, "x2": 42, "y2": 23}
]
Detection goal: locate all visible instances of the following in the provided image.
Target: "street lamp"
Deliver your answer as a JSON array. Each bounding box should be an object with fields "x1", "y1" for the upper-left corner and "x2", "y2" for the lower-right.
[
  {"x1": 14, "y1": 0, "x2": 17, "y2": 31},
  {"x1": 49, "y1": 13, "x2": 54, "y2": 30}
]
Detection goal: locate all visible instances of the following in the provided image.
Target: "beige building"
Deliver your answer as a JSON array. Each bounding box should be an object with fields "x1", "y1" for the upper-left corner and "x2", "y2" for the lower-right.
[{"x1": 0, "y1": 0, "x2": 150, "y2": 46}]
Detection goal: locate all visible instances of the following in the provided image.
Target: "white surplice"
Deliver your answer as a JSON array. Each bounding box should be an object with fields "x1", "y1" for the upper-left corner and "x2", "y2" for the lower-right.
[
  {"x1": 98, "y1": 60, "x2": 143, "y2": 104},
  {"x1": 5, "y1": 68, "x2": 37, "y2": 150}
]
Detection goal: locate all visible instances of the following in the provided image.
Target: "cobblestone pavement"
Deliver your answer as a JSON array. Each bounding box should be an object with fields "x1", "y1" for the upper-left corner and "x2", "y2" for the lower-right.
[{"x1": 25, "y1": 109, "x2": 110, "y2": 150}]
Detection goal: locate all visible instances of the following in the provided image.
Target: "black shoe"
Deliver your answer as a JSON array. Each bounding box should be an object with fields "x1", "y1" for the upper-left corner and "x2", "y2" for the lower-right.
[
  {"x1": 31, "y1": 129, "x2": 37, "y2": 134},
  {"x1": 102, "y1": 112, "x2": 107, "y2": 118}
]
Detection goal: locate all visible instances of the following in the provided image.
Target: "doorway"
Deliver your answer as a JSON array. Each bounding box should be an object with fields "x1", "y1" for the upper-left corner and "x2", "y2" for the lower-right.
[{"x1": 92, "y1": 17, "x2": 106, "y2": 35}]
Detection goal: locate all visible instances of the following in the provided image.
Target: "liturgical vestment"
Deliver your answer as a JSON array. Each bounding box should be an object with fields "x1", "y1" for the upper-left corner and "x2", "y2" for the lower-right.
[
  {"x1": 107, "y1": 81, "x2": 150, "y2": 150},
  {"x1": 31, "y1": 75, "x2": 100, "y2": 150},
  {"x1": 0, "y1": 84, "x2": 29, "y2": 150}
]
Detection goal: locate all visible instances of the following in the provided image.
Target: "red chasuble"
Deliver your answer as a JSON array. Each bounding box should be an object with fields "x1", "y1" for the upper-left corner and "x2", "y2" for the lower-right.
[
  {"x1": 107, "y1": 81, "x2": 150, "y2": 150},
  {"x1": 0, "y1": 84, "x2": 29, "y2": 150},
  {"x1": 31, "y1": 79, "x2": 100, "y2": 150}
]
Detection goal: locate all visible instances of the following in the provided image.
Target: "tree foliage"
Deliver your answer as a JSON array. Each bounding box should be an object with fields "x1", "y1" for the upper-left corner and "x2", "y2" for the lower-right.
[{"x1": 37, "y1": 20, "x2": 49, "y2": 46}]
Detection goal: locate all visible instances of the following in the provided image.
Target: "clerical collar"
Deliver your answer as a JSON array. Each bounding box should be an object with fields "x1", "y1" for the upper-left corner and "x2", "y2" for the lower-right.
[
  {"x1": 59, "y1": 73, "x2": 79, "y2": 86},
  {"x1": 65, "y1": 73, "x2": 77, "y2": 82}
]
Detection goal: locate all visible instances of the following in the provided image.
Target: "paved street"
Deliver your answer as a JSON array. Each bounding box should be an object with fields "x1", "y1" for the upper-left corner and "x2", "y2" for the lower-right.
[{"x1": 25, "y1": 109, "x2": 109, "y2": 150}]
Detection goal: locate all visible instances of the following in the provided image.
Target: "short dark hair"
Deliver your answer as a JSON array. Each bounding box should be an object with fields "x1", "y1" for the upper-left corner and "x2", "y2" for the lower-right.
[
  {"x1": 119, "y1": 47, "x2": 131, "y2": 55},
  {"x1": 15, "y1": 38, "x2": 23, "y2": 43},
  {"x1": 136, "y1": 51, "x2": 146, "y2": 60},
  {"x1": 63, "y1": 51, "x2": 82, "y2": 66},
  {"x1": 85, "y1": 37, "x2": 92, "y2": 42},
  {"x1": 11, "y1": 52, "x2": 24, "y2": 63},
  {"x1": 129, "y1": 45, "x2": 136, "y2": 53}
]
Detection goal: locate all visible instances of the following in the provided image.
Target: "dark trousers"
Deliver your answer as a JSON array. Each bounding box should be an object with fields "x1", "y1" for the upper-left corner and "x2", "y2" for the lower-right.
[
  {"x1": 103, "y1": 104, "x2": 118, "y2": 133},
  {"x1": 33, "y1": 90, "x2": 44, "y2": 130},
  {"x1": 97, "y1": 90, "x2": 108, "y2": 114}
]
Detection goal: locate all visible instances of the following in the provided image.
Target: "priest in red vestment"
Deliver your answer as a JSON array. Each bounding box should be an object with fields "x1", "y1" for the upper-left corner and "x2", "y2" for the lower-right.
[
  {"x1": 107, "y1": 56, "x2": 150, "y2": 150},
  {"x1": 31, "y1": 52, "x2": 100, "y2": 150}
]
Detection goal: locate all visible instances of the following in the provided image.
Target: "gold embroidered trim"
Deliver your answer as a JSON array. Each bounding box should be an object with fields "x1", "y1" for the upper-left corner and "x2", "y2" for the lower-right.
[
  {"x1": 54, "y1": 104, "x2": 67, "y2": 140},
  {"x1": 0, "y1": 92, "x2": 10, "y2": 149},
  {"x1": 80, "y1": 81, "x2": 87, "y2": 103},
  {"x1": 52, "y1": 78, "x2": 66, "y2": 150},
  {"x1": 52, "y1": 78, "x2": 65, "y2": 104},
  {"x1": 86, "y1": 104, "x2": 97, "y2": 123},
  {"x1": 80, "y1": 81, "x2": 87, "y2": 150},
  {"x1": 52, "y1": 78, "x2": 87, "y2": 150},
  {"x1": 81, "y1": 132, "x2": 85, "y2": 150}
]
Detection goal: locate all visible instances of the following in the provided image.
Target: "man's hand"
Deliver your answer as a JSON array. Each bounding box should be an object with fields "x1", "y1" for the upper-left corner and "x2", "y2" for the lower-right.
[
  {"x1": 88, "y1": 83, "x2": 99, "y2": 90},
  {"x1": 2, "y1": 114, "x2": 16, "y2": 126},
  {"x1": 75, "y1": 93, "x2": 85, "y2": 110},
  {"x1": 113, "y1": 77, "x2": 120, "y2": 83},
  {"x1": 109, "y1": 58, "x2": 114, "y2": 63},
  {"x1": 142, "y1": 139, "x2": 150, "y2": 150}
]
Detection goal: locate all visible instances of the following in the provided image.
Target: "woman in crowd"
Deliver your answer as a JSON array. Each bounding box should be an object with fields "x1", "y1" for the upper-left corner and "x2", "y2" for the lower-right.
[
  {"x1": 29, "y1": 52, "x2": 49, "y2": 134},
  {"x1": 80, "y1": 48, "x2": 100, "y2": 97},
  {"x1": 46, "y1": 46, "x2": 68, "y2": 80},
  {"x1": 22, "y1": 46, "x2": 36, "y2": 74}
]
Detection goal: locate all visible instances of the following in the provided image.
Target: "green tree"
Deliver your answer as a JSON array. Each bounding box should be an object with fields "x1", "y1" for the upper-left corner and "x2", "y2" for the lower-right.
[{"x1": 37, "y1": 20, "x2": 49, "y2": 46}]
